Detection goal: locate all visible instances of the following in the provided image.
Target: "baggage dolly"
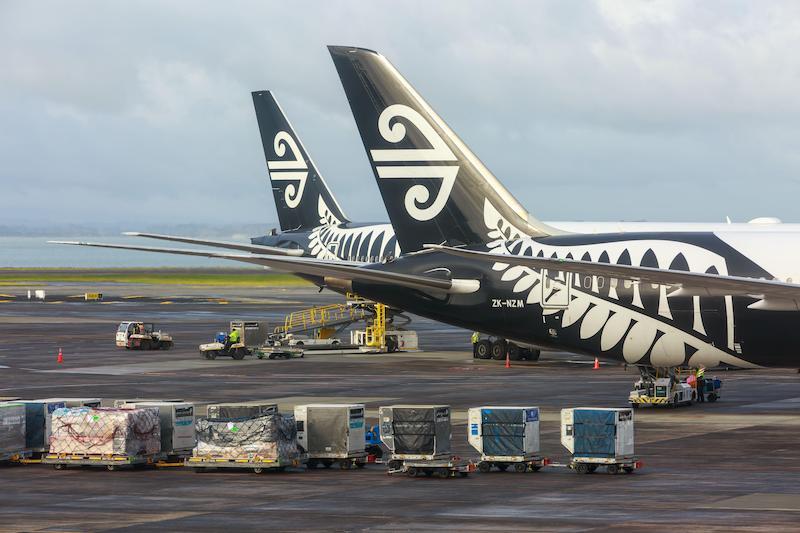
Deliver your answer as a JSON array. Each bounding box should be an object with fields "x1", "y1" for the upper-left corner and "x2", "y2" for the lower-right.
[
  {"x1": 476, "y1": 455, "x2": 549, "y2": 473},
  {"x1": 306, "y1": 451, "x2": 368, "y2": 470},
  {"x1": 186, "y1": 454, "x2": 306, "y2": 474},
  {"x1": 568, "y1": 456, "x2": 643, "y2": 475},
  {"x1": 42, "y1": 452, "x2": 164, "y2": 471},
  {"x1": 387, "y1": 457, "x2": 474, "y2": 478}
]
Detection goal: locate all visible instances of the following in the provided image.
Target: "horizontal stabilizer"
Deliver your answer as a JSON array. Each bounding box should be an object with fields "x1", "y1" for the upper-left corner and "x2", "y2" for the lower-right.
[
  {"x1": 122, "y1": 232, "x2": 304, "y2": 256},
  {"x1": 49, "y1": 241, "x2": 478, "y2": 294},
  {"x1": 426, "y1": 244, "x2": 800, "y2": 304}
]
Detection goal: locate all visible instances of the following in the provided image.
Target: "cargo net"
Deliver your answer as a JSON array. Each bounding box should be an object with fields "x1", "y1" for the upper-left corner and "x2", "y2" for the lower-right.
[
  {"x1": 50, "y1": 407, "x2": 161, "y2": 456},
  {"x1": 194, "y1": 413, "x2": 299, "y2": 460}
]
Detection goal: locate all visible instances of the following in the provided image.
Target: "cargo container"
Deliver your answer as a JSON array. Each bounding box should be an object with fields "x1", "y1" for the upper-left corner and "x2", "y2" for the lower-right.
[
  {"x1": 113, "y1": 398, "x2": 184, "y2": 407},
  {"x1": 379, "y1": 405, "x2": 451, "y2": 461},
  {"x1": 206, "y1": 401, "x2": 278, "y2": 420},
  {"x1": 118, "y1": 401, "x2": 195, "y2": 457},
  {"x1": 0, "y1": 402, "x2": 27, "y2": 461},
  {"x1": 43, "y1": 407, "x2": 162, "y2": 470},
  {"x1": 561, "y1": 407, "x2": 641, "y2": 474},
  {"x1": 40, "y1": 398, "x2": 102, "y2": 408},
  {"x1": 467, "y1": 406, "x2": 547, "y2": 473},
  {"x1": 188, "y1": 411, "x2": 303, "y2": 473},
  {"x1": 20, "y1": 399, "x2": 66, "y2": 454},
  {"x1": 294, "y1": 404, "x2": 367, "y2": 468}
]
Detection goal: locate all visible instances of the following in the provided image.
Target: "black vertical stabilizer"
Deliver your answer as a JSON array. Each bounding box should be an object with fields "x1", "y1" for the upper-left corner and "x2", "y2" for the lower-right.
[
  {"x1": 252, "y1": 91, "x2": 349, "y2": 231},
  {"x1": 328, "y1": 46, "x2": 559, "y2": 253}
]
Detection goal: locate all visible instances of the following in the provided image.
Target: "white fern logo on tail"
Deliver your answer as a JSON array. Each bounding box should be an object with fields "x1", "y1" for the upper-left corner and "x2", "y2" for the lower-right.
[
  {"x1": 370, "y1": 104, "x2": 458, "y2": 221},
  {"x1": 267, "y1": 131, "x2": 307, "y2": 209}
]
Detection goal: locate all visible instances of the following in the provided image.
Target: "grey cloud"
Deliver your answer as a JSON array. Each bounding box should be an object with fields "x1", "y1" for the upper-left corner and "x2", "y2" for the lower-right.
[{"x1": 1, "y1": 0, "x2": 800, "y2": 228}]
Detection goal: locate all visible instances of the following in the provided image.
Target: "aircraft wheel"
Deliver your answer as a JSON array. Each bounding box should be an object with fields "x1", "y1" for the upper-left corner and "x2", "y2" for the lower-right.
[
  {"x1": 527, "y1": 349, "x2": 541, "y2": 362},
  {"x1": 475, "y1": 340, "x2": 492, "y2": 360},
  {"x1": 491, "y1": 340, "x2": 507, "y2": 360},
  {"x1": 507, "y1": 343, "x2": 521, "y2": 361}
]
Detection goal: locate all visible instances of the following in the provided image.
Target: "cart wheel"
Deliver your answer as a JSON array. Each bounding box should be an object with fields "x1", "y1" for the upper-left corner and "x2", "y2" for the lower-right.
[
  {"x1": 406, "y1": 467, "x2": 419, "y2": 477},
  {"x1": 355, "y1": 461, "x2": 366, "y2": 469},
  {"x1": 53, "y1": 464, "x2": 65, "y2": 470},
  {"x1": 477, "y1": 462, "x2": 491, "y2": 473},
  {"x1": 106, "y1": 465, "x2": 116, "y2": 472},
  {"x1": 253, "y1": 467, "x2": 264, "y2": 474},
  {"x1": 623, "y1": 466, "x2": 634, "y2": 474},
  {"x1": 575, "y1": 463, "x2": 590, "y2": 474},
  {"x1": 514, "y1": 463, "x2": 527, "y2": 473},
  {"x1": 607, "y1": 464, "x2": 620, "y2": 475},
  {"x1": 307, "y1": 459, "x2": 318, "y2": 469},
  {"x1": 388, "y1": 460, "x2": 402, "y2": 471},
  {"x1": 204, "y1": 351, "x2": 217, "y2": 360},
  {"x1": 531, "y1": 465, "x2": 542, "y2": 472},
  {"x1": 436, "y1": 469, "x2": 449, "y2": 478},
  {"x1": 339, "y1": 461, "x2": 351, "y2": 470},
  {"x1": 708, "y1": 393, "x2": 718, "y2": 403},
  {"x1": 587, "y1": 464, "x2": 598, "y2": 473}
]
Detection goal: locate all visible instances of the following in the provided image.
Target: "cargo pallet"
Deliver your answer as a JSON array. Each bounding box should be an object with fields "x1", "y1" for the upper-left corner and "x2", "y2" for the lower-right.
[
  {"x1": 255, "y1": 347, "x2": 304, "y2": 360},
  {"x1": 307, "y1": 452, "x2": 368, "y2": 470},
  {"x1": 42, "y1": 452, "x2": 164, "y2": 471},
  {"x1": 387, "y1": 457, "x2": 474, "y2": 478},
  {"x1": 476, "y1": 455, "x2": 549, "y2": 473},
  {"x1": 186, "y1": 455, "x2": 305, "y2": 474},
  {"x1": 569, "y1": 456, "x2": 642, "y2": 475}
]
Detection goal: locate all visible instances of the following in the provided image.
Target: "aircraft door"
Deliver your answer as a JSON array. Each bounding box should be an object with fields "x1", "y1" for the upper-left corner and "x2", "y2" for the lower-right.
[{"x1": 541, "y1": 269, "x2": 571, "y2": 309}]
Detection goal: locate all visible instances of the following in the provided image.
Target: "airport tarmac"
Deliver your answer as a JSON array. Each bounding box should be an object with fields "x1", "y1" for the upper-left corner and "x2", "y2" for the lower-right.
[{"x1": 1, "y1": 280, "x2": 799, "y2": 531}]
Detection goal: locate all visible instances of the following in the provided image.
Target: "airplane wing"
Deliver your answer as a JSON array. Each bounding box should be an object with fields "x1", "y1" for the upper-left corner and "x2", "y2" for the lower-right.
[
  {"x1": 122, "y1": 232, "x2": 303, "y2": 256},
  {"x1": 49, "y1": 241, "x2": 478, "y2": 294},
  {"x1": 426, "y1": 244, "x2": 800, "y2": 310}
]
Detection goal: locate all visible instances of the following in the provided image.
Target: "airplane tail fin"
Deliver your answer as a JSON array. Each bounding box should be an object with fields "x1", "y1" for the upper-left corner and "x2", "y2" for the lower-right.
[
  {"x1": 252, "y1": 90, "x2": 349, "y2": 231},
  {"x1": 328, "y1": 46, "x2": 561, "y2": 253}
]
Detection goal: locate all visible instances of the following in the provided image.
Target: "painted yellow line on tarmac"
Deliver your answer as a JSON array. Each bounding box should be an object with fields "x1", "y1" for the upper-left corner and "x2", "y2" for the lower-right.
[
  {"x1": 160, "y1": 301, "x2": 173, "y2": 305},
  {"x1": 218, "y1": 301, "x2": 229, "y2": 304},
  {"x1": 0, "y1": 294, "x2": 15, "y2": 298},
  {"x1": 0, "y1": 300, "x2": 12, "y2": 303},
  {"x1": 122, "y1": 295, "x2": 145, "y2": 299}
]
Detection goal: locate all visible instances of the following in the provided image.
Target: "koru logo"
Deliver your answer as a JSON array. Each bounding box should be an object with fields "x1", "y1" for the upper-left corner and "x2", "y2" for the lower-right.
[
  {"x1": 267, "y1": 131, "x2": 307, "y2": 209},
  {"x1": 369, "y1": 104, "x2": 458, "y2": 221}
]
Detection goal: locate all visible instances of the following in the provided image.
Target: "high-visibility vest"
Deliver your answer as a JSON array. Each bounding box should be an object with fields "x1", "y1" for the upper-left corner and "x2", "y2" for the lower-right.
[
  {"x1": 697, "y1": 368, "x2": 705, "y2": 378},
  {"x1": 471, "y1": 332, "x2": 480, "y2": 344},
  {"x1": 229, "y1": 330, "x2": 240, "y2": 343}
]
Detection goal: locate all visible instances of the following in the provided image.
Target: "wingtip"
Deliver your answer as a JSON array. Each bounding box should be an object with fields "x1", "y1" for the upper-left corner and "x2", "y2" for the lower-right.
[
  {"x1": 122, "y1": 231, "x2": 140, "y2": 236},
  {"x1": 327, "y1": 45, "x2": 380, "y2": 57}
]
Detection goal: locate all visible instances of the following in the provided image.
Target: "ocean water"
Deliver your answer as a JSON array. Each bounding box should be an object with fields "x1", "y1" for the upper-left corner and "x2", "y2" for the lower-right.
[{"x1": 0, "y1": 236, "x2": 242, "y2": 268}]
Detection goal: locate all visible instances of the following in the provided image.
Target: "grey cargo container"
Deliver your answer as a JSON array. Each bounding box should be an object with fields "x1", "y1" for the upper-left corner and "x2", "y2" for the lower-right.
[
  {"x1": 379, "y1": 405, "x2": 451, "y2": 460},
  {"x1": 40, "y1": 398, "x2": 102, "y2": 408},
  {"x1": 294, "y1": 404, "x2": 366, "y2": 459},
  {"x1": 0, "y1": 402, "x2": 26, "y2": 458},
  {"x1": 207, "y1": 401, "x2": 278, "y2": 420}
]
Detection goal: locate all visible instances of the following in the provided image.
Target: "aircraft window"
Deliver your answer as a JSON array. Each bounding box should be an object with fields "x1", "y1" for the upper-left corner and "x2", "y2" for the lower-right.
[
  {"x1": 583, "y1": 276, "x2": 592, "y2": 289},
  {"x1": 597, "y1": 276, "x2": 605, "y2": 289}
]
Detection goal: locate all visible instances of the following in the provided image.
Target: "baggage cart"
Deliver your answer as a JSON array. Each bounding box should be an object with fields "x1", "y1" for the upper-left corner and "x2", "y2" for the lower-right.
[
  {"x1": 186, "y1": 454, "x2": 305, "y2": 474},
  {"x1": 42, "y1": 452, "x2": 164, "y2": 471},
  {"x1": 387, "y1": 457, "x2": 473, "y2": 478}
]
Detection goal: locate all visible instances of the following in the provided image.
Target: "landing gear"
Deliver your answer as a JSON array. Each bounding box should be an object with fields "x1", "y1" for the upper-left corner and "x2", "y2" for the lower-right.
[
  {"x1": 491, "y1": 340, "x2": 507, "y2": 360},
  {"x1": 474, "y1": 340, "x2": 492, "y2": 359}
]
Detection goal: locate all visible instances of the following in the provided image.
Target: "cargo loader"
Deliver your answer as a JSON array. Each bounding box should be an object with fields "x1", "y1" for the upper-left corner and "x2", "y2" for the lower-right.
[
  {"x1": 561, "y1": 407, "x2": 642, "y2": 474},
  {"x1": 380, "y1": 405, "x2": 473, "y2": 478},
  {"x1": 295, "y1": 404, "x2": 368, "y2": 469},
  {"x1": 468, "y1": 406, "x2": 548, "y2": 473}
]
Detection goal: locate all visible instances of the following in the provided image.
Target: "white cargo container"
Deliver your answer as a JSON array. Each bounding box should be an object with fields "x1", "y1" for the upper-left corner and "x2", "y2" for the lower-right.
[
  {"x1": 561, "y1": 407, "x2": 640, "y2": 474},
  {"x1": 294, "y1": 404, "x2": 366, "y2": 467},
  {"x1": 20, "y1": 399, "x2": 66, "y2": 453},
  {"x1": 468, "y1": 406, "x2": 545, "y2": 473},
  {"x1": 119, "y1": 401, "x2": 195, "y2": 455}
]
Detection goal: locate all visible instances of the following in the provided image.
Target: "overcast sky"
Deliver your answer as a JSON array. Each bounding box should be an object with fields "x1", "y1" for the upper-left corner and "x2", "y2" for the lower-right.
[{"x1": 2, "y1": 0, "x2": 800, "y2": 228}]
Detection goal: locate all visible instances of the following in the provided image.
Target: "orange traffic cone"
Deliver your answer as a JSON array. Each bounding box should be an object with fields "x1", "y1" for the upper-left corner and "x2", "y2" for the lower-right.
[
  {"x1": 505, "y1": 353, "x2": 511, "y2": 368},
  {"x1": 57, "y1": 347, "x2": 63, "y2": 364},
  {"x1": 593, "y1": 357, "x2": 600, "y2": 370}
]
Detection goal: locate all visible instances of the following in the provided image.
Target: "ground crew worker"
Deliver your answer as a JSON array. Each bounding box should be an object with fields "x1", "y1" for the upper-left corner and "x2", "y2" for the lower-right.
[
  {"x1": 696, "y1": 367, "x2": 706, "y2": 403},
  {"x1": 471, "y1": 331, "x2": 480, "y2": 357},
  {"x1": 225, "y1": 328, "x2": 240, "y2": 351}
]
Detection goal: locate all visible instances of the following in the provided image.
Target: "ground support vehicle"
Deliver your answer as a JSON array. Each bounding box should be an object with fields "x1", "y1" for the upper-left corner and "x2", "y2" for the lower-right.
[
  {"x1": 476, "y1": 455, "x2": 549, "y2": 473},
  {"x1": 629, "y1": 367, "x2": 697, "y2": 408},
  {"x1": 116, "y1": 322, "x2": 173, "y2": 350},
  {"x1": 185, "y1": 454, "x2": 306, "y2": 474},
  {"x1": 387, "y1": 457, "x2": 474, "y2": 478},
  {"x1": 42, "y1": 452, "x2": 164, "y2": 471},
  {"x1": 701, "y1": 377, "x2": 723, "y2": 402},
  {"x1": 199, "y1": 320, "x2": 268, "y2": 360}
]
